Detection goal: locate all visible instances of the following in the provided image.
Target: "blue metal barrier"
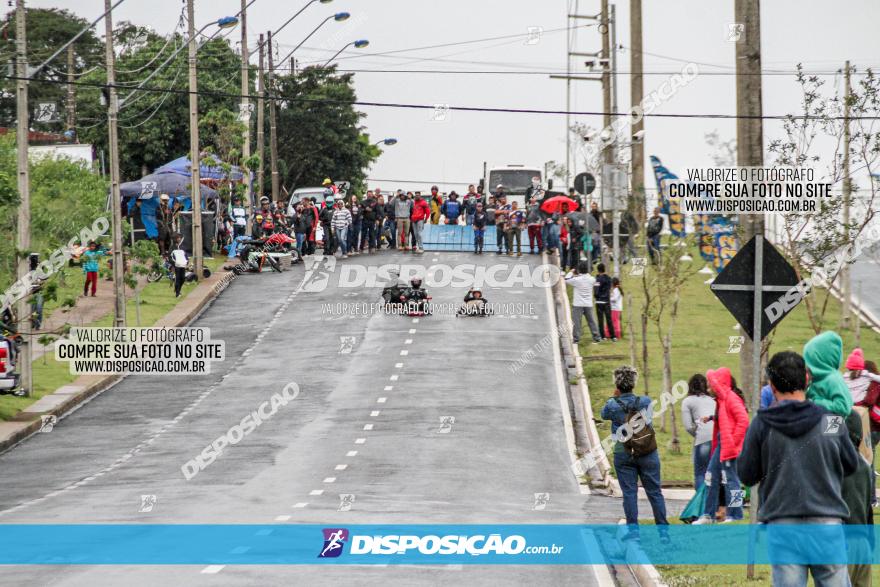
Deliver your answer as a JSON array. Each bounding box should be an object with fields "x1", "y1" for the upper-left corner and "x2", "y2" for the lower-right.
[{"x1": 421, "y1": 224, "x2": 527, "y2": 252}]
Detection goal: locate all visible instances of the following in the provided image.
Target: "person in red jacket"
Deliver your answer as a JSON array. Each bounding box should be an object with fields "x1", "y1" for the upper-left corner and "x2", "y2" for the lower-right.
[
  {"x1": 410, "y1": 193, "x2": 431, "y2": 253},
  {"x1": 693, "y1": 367, "x2": 750, "y2": 524}
]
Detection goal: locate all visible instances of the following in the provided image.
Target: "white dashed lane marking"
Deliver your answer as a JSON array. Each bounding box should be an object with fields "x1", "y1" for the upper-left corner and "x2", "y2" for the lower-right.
[
  {"x1": 201, "y1": 565, "x2": 225, "y2": 574},
  {"x1": 275, "y1": 515, "x2": 291, "y2": 522},
  {"x1": 384, "y1": 386, "x2": 393, "y2": 391},
  {"x1": 370, "y1": 411, "x2": 380, "y2": 417},
  {"x1": 323, "y1": 477, "x2": 336, "y2": 483},
  {"x1": 377, "y1": 397, "x2": 387, "y2": 403},
  {"x1": 395, "y1": 362, "x2": 404, "y2": 368},
  {"x1": 309, "y1": 489, "x2": 324, "y2": 496},
  {"x1": 347, "y1": 450, "x2": 358, "y2": 457},
  {"x1": 390, "y1": 375, "x2": 399, "y2": 381},
  {"x1": 363, "y1": 424, "x2": 374, "y2": 431},
  {"x1": 230, "y1": 546, "x2": 251, "y2": 554},
  {"x1": 355, "y1": 438, "x2": 366, "y2": 444},
  {"x1": 400, "y1": 350, "x2": 409, "y2": 356},
  {"x1": 335, "y1": 464, "x2": 348, "y2": 470},
  {"x1": 294, "y1": 502, "x2": 308, "y2": 508}
]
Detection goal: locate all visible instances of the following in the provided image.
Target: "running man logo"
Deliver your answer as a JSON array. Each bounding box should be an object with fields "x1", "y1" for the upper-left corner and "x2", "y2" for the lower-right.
[
  {"x1": 438, "y1": 416, "x2": 455, "y2": 434},
  {"x1": 339, "y1": 336, "x2": 356, "y2": 354},
  {"x1": 824, "y1": 415, "x2": 844, "y2": 435},
  {"x1": 727, "y1": 23, "x2": 745, "y2": 42},
  {"x1": 727, "y1": 336, "x2": 744, "y2": 354},
  {"x1": 728, "y1": 489, "x2": 745, "y2": 508},
  {"x1": 533, "y1": 493, "x2": 550, "y2": 510},
  {"x1": 318, "y1": 528, "x2": 349, "y2": 558},
  {"x1": 301, "y1": 255, "x2": 337, "y2": 293},
  {"x1": 338, "y1": 494, "x2": 355, "y2": 512},
  {"x1": 139, "y1": 494, "x2": 157, "y2": 513},
  {"x1": 430, "y1": 103, "x2": 450, "y2": 122},
  {"x1": 39, "y1": 415, "x2": 57, "y2": 433},
  {"x1": 629, "y1": 258, "x2": 647, "y2": 276}
]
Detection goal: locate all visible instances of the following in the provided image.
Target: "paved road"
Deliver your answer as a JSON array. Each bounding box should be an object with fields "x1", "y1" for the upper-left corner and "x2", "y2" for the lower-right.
[{"x1": 0, "y1": 251, "x2": 623, "y2": 586}]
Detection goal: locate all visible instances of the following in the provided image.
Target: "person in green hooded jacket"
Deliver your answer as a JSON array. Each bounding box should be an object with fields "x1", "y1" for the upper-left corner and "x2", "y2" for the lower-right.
[{"x1": 803, "y1": 331, "x2": 853, "y2": 417}]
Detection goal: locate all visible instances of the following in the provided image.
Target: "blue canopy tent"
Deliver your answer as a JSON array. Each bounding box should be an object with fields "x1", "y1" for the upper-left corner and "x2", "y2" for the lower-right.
[
  {"x1": 119, "y1": 172, "x2": 218, "y2": 240},
  {"x1": 155, "y1": 156, "x2": 245, "y2": 182}
]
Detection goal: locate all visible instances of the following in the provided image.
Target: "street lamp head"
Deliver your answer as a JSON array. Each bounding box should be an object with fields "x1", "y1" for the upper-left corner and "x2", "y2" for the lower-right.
[
  {"x1": 383, "y1": 138, "x2": 398, "y2": 146},
  {"x1": 353, "y1": 39, "x2": 370, "y2": 49},
  {"x1": 216, "y1": 16, "x2": 239, "y2": 29},
  {"x1": 334, "y1": 12, "x2": 351, "y2": 21},
  {"x1": 319, "y1": 0, "x2": 334, "y2": 3}
]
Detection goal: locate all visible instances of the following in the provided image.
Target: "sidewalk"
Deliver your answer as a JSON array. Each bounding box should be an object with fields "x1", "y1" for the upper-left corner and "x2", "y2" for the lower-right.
[{"x1": 0, "y1": 269, "x2": 236, "y2": 454}]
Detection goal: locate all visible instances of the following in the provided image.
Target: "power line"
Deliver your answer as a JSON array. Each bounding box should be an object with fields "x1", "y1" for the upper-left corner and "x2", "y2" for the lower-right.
[{"x1": 5, "y1": 73, "x2": 879, "y2": 120}]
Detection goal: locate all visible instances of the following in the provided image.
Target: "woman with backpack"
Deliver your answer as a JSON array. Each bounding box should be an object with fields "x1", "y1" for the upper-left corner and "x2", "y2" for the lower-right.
[
  {"x1": 692, "y1": 368, "x2": 749, "y2": 524},
  {"x1": 600, "y1": 365, "x2": 668, "y2": 529}
]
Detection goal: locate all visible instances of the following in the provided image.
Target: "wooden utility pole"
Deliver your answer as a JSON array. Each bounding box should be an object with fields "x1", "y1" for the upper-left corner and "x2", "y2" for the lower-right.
[
  {"x1": 735, "y1": 1, "x2": 764, "y2": 577},
  {"x1": 630, "y1": 0, "x2": 645, "y2": 223},
  {"x1": 600, "y1": 0, "x2": 612, "y2": 166},
  {"x1": 841, "y1": 60, "x2": 852, "y2": 329},
  {"x1": 267, "y1": 30, "x2": 281, "y2": 203},
  {"x1": 66, "y1": 44, "x2": 76, "y2": 134},
  {"x1": 104, "y1": 0, "x2": 126, "y2": 327},
  {"x1": 15, "y1": 0, "x2": 32, "y2": 396},
  {"x1": 187, "y1": 0, "x2": 204, "y2": 278},
  {"x1": 240, "y1": 0, "x2": 252, "y2": 211},
  {"x1": 257, "y1": 34, "x2": 266, "y2": 198}
]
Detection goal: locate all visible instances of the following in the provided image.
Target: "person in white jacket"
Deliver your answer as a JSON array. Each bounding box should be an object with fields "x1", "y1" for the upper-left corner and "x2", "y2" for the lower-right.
[
  {"x1": 609, "y1": 277, "x2": 623, "y2": 340},
  {"x1": 565, "y1": 260, "x2": 601, "y2": 344}
]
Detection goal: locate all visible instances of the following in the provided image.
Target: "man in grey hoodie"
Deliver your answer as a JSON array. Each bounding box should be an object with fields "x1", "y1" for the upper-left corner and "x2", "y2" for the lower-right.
[
  {"x1": 394, "y1": 191, "x2": 413, "y2": 250},
  {"x1": 738, "y1": 351, "x2": 858, "y2": 586}
]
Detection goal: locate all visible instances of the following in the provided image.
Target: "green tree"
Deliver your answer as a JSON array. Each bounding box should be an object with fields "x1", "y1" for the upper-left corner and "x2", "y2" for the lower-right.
[
  {"x1": 77, "y1": 35, "x2": 243, "y2": 179},
  {"x1": 0, "y1": 7, "x2": 104, "y2": 131},
  {"x1": 271, "y1": 66, "x2": 379, "y2": 195}
]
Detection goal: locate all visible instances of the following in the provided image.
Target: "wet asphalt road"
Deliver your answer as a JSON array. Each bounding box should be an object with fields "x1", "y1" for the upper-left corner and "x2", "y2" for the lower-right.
[{"x1": 0, "y1": 250, "x2": 622, "y2": 586}]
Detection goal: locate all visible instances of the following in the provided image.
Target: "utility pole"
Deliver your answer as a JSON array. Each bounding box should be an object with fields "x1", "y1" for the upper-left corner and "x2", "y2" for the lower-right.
[
  {"x1": 15, "y1": 0, "x2": 32, "y2": 396},
  {"x1": 239, "y1": 0, "x2": 252, "y2": 226},
  {"x1": 66, "y1": 45, "x2": 76, "y2": 135},
  {"x1": 630, "y1": 0, "x2": 645, "y2": 223},
  {"x1": 841, "y1": 60, "x2": 852, "y2": 329},
  {"x1": 256, "y1": 34, "x2": 266, "y2": 198},
  {"x1": 565, "y1": 4, "x2": 572, "y2": 187},
  {"x1": 610, "y1": 3, "x2": 621, "y2": 279},
  {"x1": 104, "y1": 0, "x2": 126, "y2": 327},
  {"x1": 267, "y1": 30, "x2": 280, "y2": 203},
  {"x1": 600, "y1": 0, "x2": 612, "y2": 167},
  {"x1": 735, "y1": 2, "x2": 764, "y2": 576},
  {"x1": 187, "y1": 0, "x2": 204, "y2": 278}
]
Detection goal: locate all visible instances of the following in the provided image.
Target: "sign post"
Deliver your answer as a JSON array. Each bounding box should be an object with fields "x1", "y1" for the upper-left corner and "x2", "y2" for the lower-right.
[{"x1": 710, "y1": 234, "x2": 801, "y2": 564}]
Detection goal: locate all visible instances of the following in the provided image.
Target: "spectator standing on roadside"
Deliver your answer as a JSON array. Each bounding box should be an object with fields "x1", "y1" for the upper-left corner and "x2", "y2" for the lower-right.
[
  {"x1": 526, "y1": 196, "x2": 543, "y2": 253},
  {"x1": 681, "y1": 374, "x2": 716, "y2": 489},
  {"x1": 332, "y1": 200, "x2": 353, "y2": 258},
  {"x1": 601, "y1": 365, "x2": 668, "y2": 529},
  {"x1": 411, "y1": 192, "x2": 431, "y2": 253},
  {"x1": 361, "y1": 192, "x2": 379, "y2": 253},
  {"x1": 565, "y1": 260, "x2": 600, "y2": 344},
  {"x1": 156, "y1": 194, "x2": 174, "y2": 257},
  {"x1": 81, "y1": 241, "x2": 107, "y2": 297},
  {"x1": 348, "y1": 195, "x2": 362, "y2": 256},
  {"x1": 384, "y1": 193, "x2": 397, "y2": 249},
  {"x1": 320, "y1": 197, "x2": 336, "y2": 254},
  {"x1": 441, "y1": 191, "x2": 462, "y2": 225},
  {"x1": 429, "y1": 187, "x2": 443, "y2": 224},
  {"x1": 394, "y1": 190, "x2": 413, "y2": 250},
  {"x1": 171, "y1": 234, "x2": 188, "y2": 298},
  {"x1": 738, "y1": 350, "x2": 857, "y2": 587},
  {"x1": 494, "y1": 190, "x2": 510, "y2": 255},
  {"x1": 589, "y1": 202, "x2": 603, "y2": 263},
  {"x1": 472, "y1": 202, "x2": 488, "y2": 254},
  {"x1": 463, "y1": 185, "x2": 479, "y2": 225},
  {"x1": 609, "y1": 277, "x2": 623, "y2": 339},
  {"x1": 646, "y1": 207, "x2": 664, "y2": 265},
  {"x1": 506, "y1": 201, "x2": 525, "y2": 257},
  {"x1": 845, "y1": 348, "x2": 880, "y2": 405},
  {"x1": 693, "y1": 368, "x2": 749, "y2": 524},
  {"x1": 293, "y1": 202, "x2": 311, "y2": 253},
  {"x1": 593, "y1": 263, "x2": 614, "y2": 342}
]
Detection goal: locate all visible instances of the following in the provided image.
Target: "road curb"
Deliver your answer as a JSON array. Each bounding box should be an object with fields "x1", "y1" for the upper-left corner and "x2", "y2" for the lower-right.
[{"x1": 0, "y1": 269, "x2": 237, "y2": 455}]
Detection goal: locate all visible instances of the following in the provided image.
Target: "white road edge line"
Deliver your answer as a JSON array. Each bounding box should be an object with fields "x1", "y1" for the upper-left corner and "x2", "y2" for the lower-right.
[{"x1": 201, "y1": 565, "x2": 225, "y2": 574}]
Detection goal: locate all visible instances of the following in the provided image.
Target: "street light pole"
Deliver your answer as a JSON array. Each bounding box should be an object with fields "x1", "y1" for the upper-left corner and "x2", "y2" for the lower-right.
[
  {"x1": 610, "y1": 3, "x2": 620, "y2": 279},
  {"x1": 104, "y1": 0, "x2": 126, "y2": 327},
  {"x1": 240, "y1": 0, "x2": 252, "y2": 215},
  {"x1": 257, "y1": 34, "x2": 266, "y2": 198},
  {"x1": 15, "y1": 0, "x2": 32, "y2": 396},
  {"x1": 267, "y1": 30, "x2": 280, "y2": 203},
  {"x1": 187, "y1": 0, "x2": 204, "y2": 278}
]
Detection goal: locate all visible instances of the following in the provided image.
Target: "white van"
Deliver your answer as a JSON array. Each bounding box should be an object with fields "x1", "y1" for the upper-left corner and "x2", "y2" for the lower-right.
[{"x1": 287, "y1": 187, "x2": 330, "y2": 216}]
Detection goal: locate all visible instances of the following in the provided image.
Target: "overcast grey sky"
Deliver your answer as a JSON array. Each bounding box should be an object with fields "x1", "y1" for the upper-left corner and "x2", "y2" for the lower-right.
[{"x1": 31, "y1": 1, "x2": 880, "y2": 193}]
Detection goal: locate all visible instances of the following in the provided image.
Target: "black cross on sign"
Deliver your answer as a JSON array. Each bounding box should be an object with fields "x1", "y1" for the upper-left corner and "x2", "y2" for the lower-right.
[{"x1": 709, "y1": 235, "x2": 801, "y2": 341}]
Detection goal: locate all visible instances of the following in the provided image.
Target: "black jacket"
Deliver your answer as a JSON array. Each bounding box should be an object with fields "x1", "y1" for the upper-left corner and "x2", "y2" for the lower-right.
[
  {"x1": 594, "y1": 274, "x2": 612, "y2": 303},
  {"x1": 319, "y1": 206, "x2": 335, "y2": 226},
  {"x1": 737, "y1": 400, "x2": 858, "y2": 522},
  {"x1": 473, "y1": 211, "x2": 489, "y2": 229}
]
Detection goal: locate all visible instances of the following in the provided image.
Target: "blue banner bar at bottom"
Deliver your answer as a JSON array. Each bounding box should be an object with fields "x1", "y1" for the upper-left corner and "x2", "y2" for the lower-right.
[{"x1": 0, "y1": 524, "x2": 874, "y2": 565}]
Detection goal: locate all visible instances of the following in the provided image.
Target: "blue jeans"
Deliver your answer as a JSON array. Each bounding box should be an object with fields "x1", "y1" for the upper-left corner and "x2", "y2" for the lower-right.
[
  {"x1": 613, "y1": 449, "x2": 668, "y2": 526},
  {"x1": 702, "y1": 446, "x2": 744, "y2": 520},
  {"x1": 362, "y1": 221, "x2": 377, "y2": 250},
  {"x1": 336, "y1": 227, "x2": 349, "y2": 255},
  {"x1": 648, "y1": 235, "x2": 661, "y2": 264},
  {"x1": 547, "y1": 224, "x2": 560, "y2": 250},
  {"x1": 295, "y1": 232, "x2": 305, "y2": 252},
  {"x1": 384, "y1": 218, "x2": 396, "y2": 248},
  {"x1": 348, "y1": 219, "x2": 361, "y2": 251},
  {"x1": 466, "y1": 213, "x2": 474, "y2": 226},
  {"x1": 541, "y1": 223, "x2": 550, "y2": 251},
  {"x1": 769, "y1": 518, "x2": 849, "y2": 587},
  {"x1": 693, "y1": 441, "x2": 712, "y2": 490}
]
